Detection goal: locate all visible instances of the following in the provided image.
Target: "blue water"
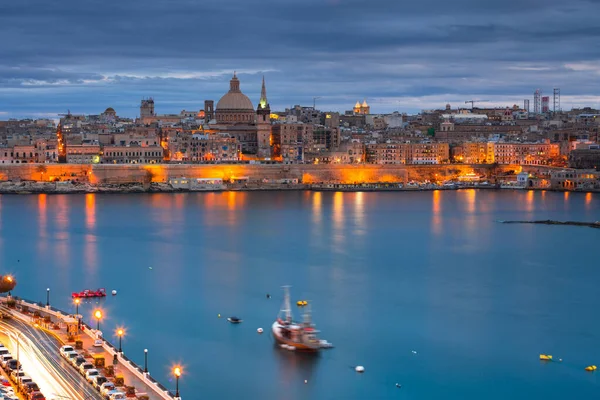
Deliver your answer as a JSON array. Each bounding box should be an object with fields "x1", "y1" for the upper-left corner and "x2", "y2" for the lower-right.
[{"x1": 1, "y1": 190, "x2": 599, "y2": 399}]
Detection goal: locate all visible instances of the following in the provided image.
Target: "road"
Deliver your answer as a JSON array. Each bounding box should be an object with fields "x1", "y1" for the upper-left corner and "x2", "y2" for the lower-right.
[{"x1": 0, "y1": 314, "x2": 103, "y2": 400}]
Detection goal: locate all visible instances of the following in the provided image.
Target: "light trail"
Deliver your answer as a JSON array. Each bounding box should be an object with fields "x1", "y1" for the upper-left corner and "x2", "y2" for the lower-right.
[{"x1": 0, "y1": 316, "x2": 102, "y2": 400}]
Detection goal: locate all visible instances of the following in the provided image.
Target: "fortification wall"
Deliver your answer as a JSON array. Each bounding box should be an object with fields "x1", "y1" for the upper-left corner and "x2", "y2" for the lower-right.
[{"x1": 0, "y1": 163, "x2": 550, "y2": 185}]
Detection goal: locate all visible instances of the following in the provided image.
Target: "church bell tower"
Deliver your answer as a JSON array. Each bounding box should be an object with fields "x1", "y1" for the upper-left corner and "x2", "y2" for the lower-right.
[{"x1": 256, "y1": 76, "x2": 272, "y2": 158}]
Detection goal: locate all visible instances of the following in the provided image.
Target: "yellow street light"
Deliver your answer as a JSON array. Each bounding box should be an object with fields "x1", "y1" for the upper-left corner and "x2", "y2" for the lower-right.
[
  {"x1": 94, "y1": 310, "x2": 102, "y2": 330},
  {"x1": 116, "y1": 328, "x2": 125, "y2": 353},
  {"x1": 173, "y1": 366, "x2": 182, "y2": 398}
]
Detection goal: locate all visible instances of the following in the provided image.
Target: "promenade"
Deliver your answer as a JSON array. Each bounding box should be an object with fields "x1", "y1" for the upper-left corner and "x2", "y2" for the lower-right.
[{"x1": 0, "y1": 297, "x2": 177, "y2": 400}]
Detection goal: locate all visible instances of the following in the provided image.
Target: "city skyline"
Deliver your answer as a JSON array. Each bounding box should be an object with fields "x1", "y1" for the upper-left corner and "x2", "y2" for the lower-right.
[{"x1": 2, "y1": 0, "x2": 600, "y2": 118}]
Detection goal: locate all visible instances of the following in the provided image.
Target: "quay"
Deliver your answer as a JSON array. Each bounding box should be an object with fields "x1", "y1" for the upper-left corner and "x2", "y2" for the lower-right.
[{"x1": 0, "y1": 296, "x2": 180, "y2": 400}]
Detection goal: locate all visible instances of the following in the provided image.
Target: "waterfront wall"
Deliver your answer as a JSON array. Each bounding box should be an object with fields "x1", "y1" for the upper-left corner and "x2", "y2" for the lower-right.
[{"x1": 0, "y1": 163, "x2": 550, "y2": 185}]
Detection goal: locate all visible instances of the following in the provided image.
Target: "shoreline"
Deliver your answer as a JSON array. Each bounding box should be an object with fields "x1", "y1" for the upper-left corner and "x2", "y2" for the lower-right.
[{"x1": 0, "y1": 181, "x2": 598, "y2": 194}]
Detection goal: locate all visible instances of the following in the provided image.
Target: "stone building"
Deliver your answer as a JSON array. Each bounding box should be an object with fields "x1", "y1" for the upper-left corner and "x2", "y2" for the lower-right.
[
  {"x1": 353, "y1": 100, "x2": 370, "y2": 115},
  {"x1": 188, "y1": 133, "x2": 241, "y2": 162},
  {"x1": 66, "y1": 144, "x2": 101, "y2": 164},
  {"x1": 568, "y1": 148, "x2": 600, "y2": 170},
  {"x1": 102, "y1": 145, "x2": 163, "y2": 164},
  {"x1": 272, "y1": 122, "x2": 313, "y2": 163}
]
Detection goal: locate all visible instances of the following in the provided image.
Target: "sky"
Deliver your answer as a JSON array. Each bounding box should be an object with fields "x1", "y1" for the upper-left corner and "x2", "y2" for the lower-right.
[{"x1": 2, "y1": 0, "x2": 600, "y2": 119}]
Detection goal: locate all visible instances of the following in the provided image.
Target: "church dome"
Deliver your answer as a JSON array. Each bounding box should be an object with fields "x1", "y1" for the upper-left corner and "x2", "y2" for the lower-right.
[
  {"x1": 104, "y1": 107, "x2": 116, "y2": 114},
  {"x1": 216, "y1": 73, "x2": 254, "y2": 111}
]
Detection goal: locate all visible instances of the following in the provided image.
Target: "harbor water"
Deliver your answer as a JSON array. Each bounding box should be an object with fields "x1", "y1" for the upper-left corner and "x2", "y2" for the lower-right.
[{"x1": 0, "y1": 190, "x2": 599, "y2": 399}]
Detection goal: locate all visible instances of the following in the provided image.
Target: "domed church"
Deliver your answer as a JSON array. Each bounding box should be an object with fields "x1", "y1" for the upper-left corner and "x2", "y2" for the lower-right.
[
  {"x1": 206, "y1": 72, "x2": 271, "y2": 157},
  {"x1": 215, "y1": 72, "x2": 255, "y2": 124}
]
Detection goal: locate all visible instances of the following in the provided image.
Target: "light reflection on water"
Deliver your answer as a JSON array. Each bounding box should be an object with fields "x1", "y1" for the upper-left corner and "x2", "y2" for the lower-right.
[{"x1": 0, "y1": 190, "x2": 599, "y2": 400}]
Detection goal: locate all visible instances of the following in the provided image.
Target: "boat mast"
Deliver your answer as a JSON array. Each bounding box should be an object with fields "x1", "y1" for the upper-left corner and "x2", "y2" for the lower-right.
[{"x1": 282, "y1": 285, "x2": 292, "y2": 323}]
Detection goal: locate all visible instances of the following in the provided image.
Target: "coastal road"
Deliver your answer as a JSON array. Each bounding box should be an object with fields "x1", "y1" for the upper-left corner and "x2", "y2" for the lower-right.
[{"x1": 0, "y1": 314, "x2": 103, "y2": 400}]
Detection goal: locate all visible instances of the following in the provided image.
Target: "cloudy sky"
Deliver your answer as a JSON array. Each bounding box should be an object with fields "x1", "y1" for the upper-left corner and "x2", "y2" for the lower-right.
[{"x1": 1, "y1": 0, "x2": 600, "y2": 119}]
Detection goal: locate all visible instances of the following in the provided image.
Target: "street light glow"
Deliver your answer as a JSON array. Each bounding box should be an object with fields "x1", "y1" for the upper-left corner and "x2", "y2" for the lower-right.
[
  {"x1": 74, "y1": 298, "x2": 80, "y2": 305},
  {"x1": 117, "y1": 328, "x2": 124, "y2": 337},
  {"x1": 94, "y1": 310, "x2": 102, "y2": 320},
  {"x1": 174, "y1": 366, "x2": 182, "y2": 377}
]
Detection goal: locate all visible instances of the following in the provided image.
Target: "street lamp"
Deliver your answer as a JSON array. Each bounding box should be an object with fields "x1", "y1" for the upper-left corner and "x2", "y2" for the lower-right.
[
  {"x1": 74, "y1": 298, "x2": 80, "y2": 315},
  {"x1": 94, "y1": 310, "x2": 102, "y2": 331},
  {"x1": 144, "y1": 349, "x2": 148, "y2": 373},
  {"x1": 116, "y1": 328, "x2": 124, "y2": 353},
  {"x1": 173, "y1": 366, "x2": 182, "y2": 398},
  {"x1": 46, "y1": 288, "x2": 50, "y2": 307}
]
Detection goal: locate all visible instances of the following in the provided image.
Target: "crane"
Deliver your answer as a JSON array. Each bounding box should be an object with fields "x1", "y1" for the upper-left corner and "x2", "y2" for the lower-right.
[
  {"x1": 465, "y1": 100, "x2": 489, "y2": 109},
  {"x1": 313, "y1": 97, "x2": 321, "y2": 110}
]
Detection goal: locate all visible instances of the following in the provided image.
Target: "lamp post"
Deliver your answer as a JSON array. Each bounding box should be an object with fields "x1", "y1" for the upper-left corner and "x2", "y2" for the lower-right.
[
  {"x1": 144, "y1": 349, "x2": 148, "y2": 373},
  {"x1": 74, "y1": 298, "x2": 80, "y2": 316},
  {"x1": 117, "y1": 329, "x2": 124, "y2": 353},
  {"x1": 46, "y1": 288, "x2": 50, "y2": 307},
  {"x1": 94, "y1": 310, "x2": 102, "y2": 331},
  {"x1": 173, "y1": 366, "x2": 182, "y2": 399}
]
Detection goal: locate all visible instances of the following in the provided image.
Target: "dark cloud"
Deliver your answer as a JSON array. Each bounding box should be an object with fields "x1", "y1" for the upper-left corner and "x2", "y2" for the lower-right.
[{"x1": 1, "y1": 0, "x2": 600, "y2": 118}]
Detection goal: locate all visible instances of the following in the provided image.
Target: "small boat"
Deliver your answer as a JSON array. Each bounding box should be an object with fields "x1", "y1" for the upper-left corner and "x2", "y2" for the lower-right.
[
  {"x1": 539, "y1": 354, "x2": 552, "y2": 361},
  {"x1": 227, "y1": 317, "x2": 243, "y2": 324},
  {"x1": 296, "y1": 300, "x2": 308, "y2": 307},
  {"x1": 72, "y1": 288, "x2": 106, "y2": 299},
  {"x1": 272, "y1": 286, "x2": 324, "y2": 352}
]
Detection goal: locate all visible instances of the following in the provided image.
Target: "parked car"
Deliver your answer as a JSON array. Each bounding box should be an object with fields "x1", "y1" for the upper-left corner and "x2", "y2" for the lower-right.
[
  {"x1": 0, "y1": 347, "x2": 10, "y2": 358},
  {"x1": 79, "y1": 361, "x2": 94, "y2": 376},
  {"x1": 4, "y1": 359, "x2": 21, "y2": 372},
  {"x1": 59, "y1": 345, "x2": 74, "y2": 358},
  {"x1": 63, "y1": 351, "x2": 79, "y2": 362},
  {"x1": 22, "y1": 382, "x2": 40, "y2": 396},
  {"x1": 0, "y1": 354, "x2": 13, "y2": 368},
  {"x1": 104, "y1": 389, "x2": 120, "y2": 399},
  {"x1": 99, "y1": 383, "x2": 115, "y2": 397},
  {"x1": 85, "y1": 369, "x2": 99, "y2": 382},
  {"x1": 109, "y1": 392, "x2": 126, "y2": 400},
  {"x1": 72, "y1": 356, "x2": 86, "y2": 368},
  {"x1": 17, "y1": 376, "x2": 33, "y2": 391},
  {"x1": 29, "y1": 391, "x2": 46, "y2": 400},
  {"x1": 10, "y1": 370, "x2": 25, "y2": 382},
  {"x1": 92, "y1": 375, "x2": 107, "y2": 390}
]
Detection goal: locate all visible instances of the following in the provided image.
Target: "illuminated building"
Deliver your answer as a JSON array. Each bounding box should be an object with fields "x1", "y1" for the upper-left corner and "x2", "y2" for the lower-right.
[
  {"x1": 66, "y1": 144, "x2": 101, "y2": 164},
  {"x1": 353, "y1": 99, "x2": 370, "y2": 115}
]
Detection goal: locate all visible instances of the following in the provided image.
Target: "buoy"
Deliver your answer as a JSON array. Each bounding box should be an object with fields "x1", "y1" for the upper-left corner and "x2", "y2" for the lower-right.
[
  {"x1": 218, "y1": 314, "x2": 221, "y2": 318},
  {"x1": 149, "y1": 267, "x2": 153, "y2": 270},
  {"x1": 304, "y1": 380, "x2": 308, "y2": 384},
  {"x1": 585, "y1": 365, "x2": 597, "y2": 372},
  {"x1": 257, "y1": 328, "x2": 263, "y2": 334},
  {"x1": 412, "y1": 350, "x2": 417, "y2": 354},
  {"x1": 355, "y1": 366, "x2": 365, "y2": 373},
  {"x1": 396, "y1": 383, "x2": 402, "y2": 388},
  {"x1": 111, "y1": 290, "x2": 117, "y2": 296},
  {"x1": 266, "y1": 294, "x2": 271, "y2": 299},
  {"x1": 539, "y1": 354, "x2": 552, "y2": 361}
]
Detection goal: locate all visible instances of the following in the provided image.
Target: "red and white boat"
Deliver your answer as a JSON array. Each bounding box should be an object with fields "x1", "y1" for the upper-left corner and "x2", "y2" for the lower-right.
[
  {"x1": 272, "y1": 286, "x2": 323, "y2": 352},
  {"x1": 71, "y1": 288, "x2": 106, "y2": 299}
]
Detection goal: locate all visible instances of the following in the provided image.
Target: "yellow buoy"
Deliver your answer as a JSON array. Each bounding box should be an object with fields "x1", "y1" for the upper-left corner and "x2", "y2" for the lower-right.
[
  {"x1": 584, "y1": 365, "x2": 597, "y2": 371},
  {"x1": 539, "y1": 354, "x2": 552, "y2": 361},
  {"x1": 218, "y1": 314, "x2": 221, "y2": 318},
  {"x1": 296, "y1": 301, "x2": 303, "y2": 306}
]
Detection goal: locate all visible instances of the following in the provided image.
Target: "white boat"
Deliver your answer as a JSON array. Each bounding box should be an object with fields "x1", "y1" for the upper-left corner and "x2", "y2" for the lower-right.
[{"x1": 272, "y1": 286, "x2": 322, "y2": 352}]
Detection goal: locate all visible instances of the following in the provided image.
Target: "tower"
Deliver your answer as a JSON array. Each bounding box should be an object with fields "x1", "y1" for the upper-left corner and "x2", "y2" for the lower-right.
[
  {"x1": 524, "y1": 99, "x2": 530, "y2": 113},
  {"x1": 553, "y1": 88, "x2": 560, "y2": 113},
  {"x1": 204, "y1": 100, "x2": 214, "y2": 121},
  {"x1": 533, "y1": 89, "x2": 541, "y2": 114},
  {"x1": 140, "y1": 98, "x2": 155, "y2": 118},
  {"x1": 256, "y1": 76, "x2": 272, "y2": 159}
]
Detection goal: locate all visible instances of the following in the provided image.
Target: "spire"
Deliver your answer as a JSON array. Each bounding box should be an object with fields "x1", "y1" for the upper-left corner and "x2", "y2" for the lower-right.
[{"x1": 259, "y1": 76, "x2": 269, "y2": 109}]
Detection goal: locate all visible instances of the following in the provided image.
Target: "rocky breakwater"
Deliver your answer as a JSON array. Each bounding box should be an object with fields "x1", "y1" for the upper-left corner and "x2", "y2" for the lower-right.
[{"x1": 0, "y1": 180, "x2": 177, "y2": 194}]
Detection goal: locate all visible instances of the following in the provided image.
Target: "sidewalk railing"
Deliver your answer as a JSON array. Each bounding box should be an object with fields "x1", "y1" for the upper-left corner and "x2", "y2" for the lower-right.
[{"x1": 1, "y1": 296, "x2": 178, "y2": 399}]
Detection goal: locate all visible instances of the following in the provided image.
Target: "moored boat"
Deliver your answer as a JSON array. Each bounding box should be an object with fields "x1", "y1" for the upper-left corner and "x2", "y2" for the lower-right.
[
  {"x1": 72, "y1": 288, "x2": 106, "y2": 299},
  {"x1": 272, "y1": 286, "x2": 322, "y2": 352}
]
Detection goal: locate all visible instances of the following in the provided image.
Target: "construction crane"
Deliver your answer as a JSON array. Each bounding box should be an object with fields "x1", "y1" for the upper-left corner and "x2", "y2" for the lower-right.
[
  {"x1": 465, "y1": 100, "x2": 489, "y2": 109},
  {"x1": 313, "y1": 96, "x2": 321, "y2": 110}
]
